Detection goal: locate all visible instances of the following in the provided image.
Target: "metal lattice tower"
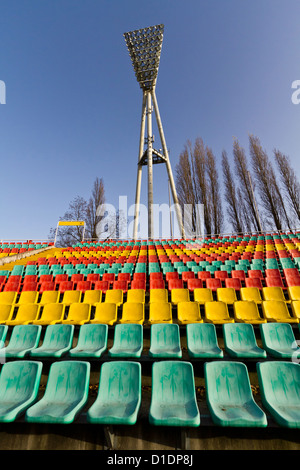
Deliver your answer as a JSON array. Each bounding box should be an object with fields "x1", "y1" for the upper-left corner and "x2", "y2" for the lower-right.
[{"x1": 124, "y1": 24, "x2": 184, "y2": 239}]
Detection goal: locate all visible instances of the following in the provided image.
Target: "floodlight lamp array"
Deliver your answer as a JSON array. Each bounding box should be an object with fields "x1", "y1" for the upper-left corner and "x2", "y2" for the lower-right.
[{"x1": 124, "y1": 24, "x2": 164, "y2": 90}]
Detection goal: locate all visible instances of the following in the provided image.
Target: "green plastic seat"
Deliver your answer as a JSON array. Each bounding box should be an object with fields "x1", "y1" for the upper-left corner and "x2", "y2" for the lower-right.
[
  {"x1": 108, "y1": 324, "x2": 143, "y2": 358},
  {"x1": 257, "y1": 361, "x2": 300, "y2": 428},
  {"x1": 87, "y1": 361, "x2": 141, "y2": 425},
  {"x1": 0, "y1": 360, "x2": 43, "y2": 422},
  {"x1": 0, "y1": 325, "x2": 8, "y2": 348},
  {"x1": 259, "y1": 323, "x2": 300, "y2": 358},
  {"x1": 0, "y1": 325, "x2": 42, "y2": 358},
  {"x1": 205, "y1": 361, "x2": 267, "y2": 427},
  {"x1": 149, "y1": 361, "x2": 200, "y2": 427},
  {"x1": 25, "y1": 361, "x2": 90, "y2": 424},
  {"x1": 186, "y1": 323, "x2": 223, "y2": 358},
  {"x1": 149, "y1": 323, "x2": 182, "y2": 358},
  {"x1": 69, "y1": 324, "x2": 108, "y2": 358},
  {"x1": 30, "y1": 324, "x2": 74, "y2": 358},
  {"x1": 223, "y1": 323, "x2": 267, "y2": 358}
]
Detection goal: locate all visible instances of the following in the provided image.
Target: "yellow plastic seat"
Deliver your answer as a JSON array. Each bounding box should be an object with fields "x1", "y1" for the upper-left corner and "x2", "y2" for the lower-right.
[
  {"x1": 119, "y1": 302, "x2": 144, "y2": 324},
  {"x1": 32, "y1": 303, "x2": 65, "y2": 325},
  {"x1": 171, "y1": 288, "x2": 190, "y2": 305},
  {"x1": 288, "y1": 286, "x2": 300, "y2": 302},
  {"x1": 149, "y1": 289, "x2": 168, "y2": 304},
  {"x1": 0, "y1": 304, "x2": 14, "y2": 324},
  {"x1": 148, "y1": 302, "x2": 172, "y2": 324},
  {"x1": 204, "y1": 301, "x2": 234, "y2": 324},
  {"x1": 82, "y1": 290, "x2": 102, "y2": 306},
  {"x1": 193, "y1": 288, "x2": 213, "y2": 304},
  {"x1": 240, "y1": 287, "x2": 262, "y2": 304},
  {"x1": 62, "y1": 303, "x2": 91, "y2": 325},
  {"x1": 105, "y1": 289, "x2": 123, "y2": 306},
  {"x1": 6, "y1": 304, "x2": 40, "y2": 325},
  {"x1": 61, "y1": 290, "x2": 81, "y2": 306},
  {"x1": 262, "y1": 300, "x2": 299, "y2": 323},
  {"x1": 0, "y1": 292, "x2": 17, "y2": 305},
  {"x1": 16, "y1": 291, "x2": 39, "y2": 306},
  {"x1": 127, "y1": 289, "x2": 145, "y2": 304},
  {"x1": 91, "y1": 303, "x2": 118, "y2": 325},
  {"x1": 291, "y1": 301, "x2": 300, "y2": 320},
  {"x1": 233, "y1": 301, "x2": 266, "y2": 324},
  {"x1": 262, "y1": 287, "x2": 287, "y2": 302},
  {"x1": 216, "y1": 288, "x2": 237, "y2": 305},
  {"x1": 38, "y1": 291, "x2": 60, "y2": 306},
  {"x1": 177, "y1": 301, "x2": 203, "y2": 324}
]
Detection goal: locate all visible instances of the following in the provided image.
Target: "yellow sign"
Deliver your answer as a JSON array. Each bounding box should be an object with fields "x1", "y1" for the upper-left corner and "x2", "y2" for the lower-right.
[{"x1": 58, "y1": 221, "x2": 85, "y2": 226}]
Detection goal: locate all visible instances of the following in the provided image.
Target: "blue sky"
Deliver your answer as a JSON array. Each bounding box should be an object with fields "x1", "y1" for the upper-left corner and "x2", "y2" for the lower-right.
[{"x1": 1, "y1": 0, "x2": 300, "y2": 241}]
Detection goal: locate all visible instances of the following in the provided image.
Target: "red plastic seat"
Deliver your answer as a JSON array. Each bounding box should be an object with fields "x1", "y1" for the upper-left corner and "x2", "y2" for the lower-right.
[
  {"x1": 168, "y1": 279, "x2": 183, "y2": 290},
  {"x1": 182, "y1": 271, "x2": 195, "y2": 282},
  {"x1": 248, "y1": 270, "x2": 264, "y2": 279},
  {"x1": 38, "y1": 274, "x2": 53, "y2": 284},
  {"x1": 3, "y1": 282, "x2": 21, "y2": 292},
  {"x1": 39, "y1": 281, "x2": 56, "y2": 292},
  {"x1": 59, "y1": 281, "x2": 74, "y2": 292},
  {"x1": 149, "y1": 272, "x2": 163, "y2": 281},
  {"x1": 22, "y1": 281, "x2": 38, "y2": 292},
  {"x1": 118, "y1": 273, "x2": 131, "y2": 283},
  {"x1": 133, "y1": 272, "x2": 146, "y2": 281},
  {"x1": 94, "y1": 280, "x2": 109, "y2": 293},
  {"x1": 113, "y1": 280, "x2": 128, "y2": 292},
  {"x1": 265, "y1": 269, "x2": 282, "y2": 278},
  {"x1": 70, "y1": 273, "x2": 84, "y2": 284},
  {"x1": 265, "y1": 277, "x2": 286, "y2": 289},
  {"x1": 231, "y1": 270, "x2": 246, "y2": 281},
  {"x1": 149, "y1": 279, "x2": 165, "y2": 290},
  {"x1": 197, "y1": 271, "x2": 212, "y2": 281},
  {"x1": 103, "y1": 273, "x2": 116, "y2": 284},
  {"x1": 54, "y1": 274, "x2": 69, "y2": 286},
  {"x1": 23, "y1": 275, "x2": 38, "y2": 283},
  {"x1": 245, "y1": 277, "x2": 263, "y2": 289},
  {"x1": 187, "y1": 278, "x2": 203, "y2": 292},
  {"x1": 131, "y1": 279, "x2": 146, "y2": 290},
  {"x1": 214, "y1": 271, "x2": 229, "y2": 281},
  {"x1": 165, "y1": 272, "x2": 179, "y2": 281},
  {"x1": 225, "y1": 278, "x2": 242, "y2": 290},
  {"x1": 76, "y1": 281, "x2": 91, "y2": 292},
  {"x1": 86, "y1": 273, "x2": 100, "y2": 285},
  {"x1": 206, "y1": 278, "x2": 222, "y2": 291},
  {"x1": 285, "y1": 275, "x2": 300, "y2": 287}
]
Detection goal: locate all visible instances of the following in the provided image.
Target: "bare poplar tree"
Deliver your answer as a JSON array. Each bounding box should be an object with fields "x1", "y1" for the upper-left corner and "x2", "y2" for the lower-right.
[
  {"x1": 206, "y1": 146, "x2": 223, "y2": 235},
  {"x1": 233, "y1": 138, "x2": 263, "y2": 232},
  {"x1": 249, "y1": 134, "x2": 291, "y2": 231},
  {"x1": 175, "y1": 143, "x2": 198, "y2": 235},
  {"x1": 192, "y1": 137, "x2": 212, "y2": 235},
  {"x1": 222, "y1": 150, "x2": 244, "y2": 233},
  {"x1": 85, "y1": 177, "x2": 106, "y2": 239},
  {"x1": 274, "y1": 149, "x2": 300, "y2": 225}
]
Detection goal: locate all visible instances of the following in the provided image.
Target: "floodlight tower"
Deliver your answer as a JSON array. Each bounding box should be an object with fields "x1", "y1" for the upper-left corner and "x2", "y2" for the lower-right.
[{"x1": 124, "y1": 24, "x2": 185, "y2": 240}]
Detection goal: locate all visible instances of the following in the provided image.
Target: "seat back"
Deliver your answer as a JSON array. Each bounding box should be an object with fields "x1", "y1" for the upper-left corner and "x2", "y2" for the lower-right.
[
  {"x1": 69, "y1": 324, "x2": 108, "y2": 356},
  {"x1": 257, "y1": 361, "x2": 300, "y2": 427},
  {"x1": 186, "y1": 323, "x2": 223, "y2": 357},
  {"x1": 223, "y1": 323, "x2": 266, "y2": 357},
  {"x1": 109, "y1": 323, "x2": 143, "y2": 356},
  {"x1": 259, "y1": 322, "x2": 300, "y2": 357},
  {"x1": 149, "y1": 323, "x2": 181, "y2": 356},
  {"x1": 0, "y1": 360, "x2": 42, "y2": 419},
  {"x1": 150, "y1": 361, "x2": 200, "y2": 426},
  {"x1": 6, "y1": 325, "x2": 42, "y2": 351},
  {"x1": 38, "y1": 324, "x2": 74, "y2": 350}
]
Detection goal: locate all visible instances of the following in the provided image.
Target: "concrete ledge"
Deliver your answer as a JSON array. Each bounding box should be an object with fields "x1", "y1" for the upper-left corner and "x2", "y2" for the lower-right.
[{"x1": 0, "y1": 246, "x2": 54, "y2": 267}]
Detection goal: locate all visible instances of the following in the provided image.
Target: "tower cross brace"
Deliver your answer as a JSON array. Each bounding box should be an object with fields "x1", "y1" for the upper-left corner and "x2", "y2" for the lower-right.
[{"x1": 124, "y1": 24, "x2": 185, "y2": 240}]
